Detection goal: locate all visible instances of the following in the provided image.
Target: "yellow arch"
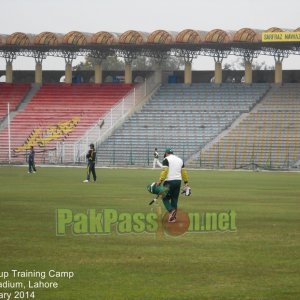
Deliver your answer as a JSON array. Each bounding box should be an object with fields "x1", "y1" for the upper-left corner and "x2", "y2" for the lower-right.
[
  {"x1": 6, "y1": 32, "x2": 30, "y2": 46},
  {"x1": 205, "y1": 29, "x2": 231, "y2": 43},
  {"x1": 266, "y1": 27, "x2": 284, "y2": 32},
  {"x1": 148, "y1": 30, "x2": 174, "y2": 44},
  {"x1": 63, "y1": 31, "x2": 87, "y2": 46},
  {"x1": 34, "y1": 32, "x2": 62, "y2": 45},
  {"x1": 119, "y1": 30, "x2": 146, "y2": 44},
  {"x1": 176, "y1": 29, "x2": 202, "y2": 44},
  {"x1": 233, "y1": 28, "x2": 261, "y2": 42},
  {"x1": 91, "y1": 31, "x2": 117, "y2": 45}
]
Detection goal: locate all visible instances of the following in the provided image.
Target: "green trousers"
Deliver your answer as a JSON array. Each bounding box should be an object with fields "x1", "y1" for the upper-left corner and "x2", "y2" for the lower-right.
[{"x1": 162, "y1": 180, "x2": 181, "y2": 212}]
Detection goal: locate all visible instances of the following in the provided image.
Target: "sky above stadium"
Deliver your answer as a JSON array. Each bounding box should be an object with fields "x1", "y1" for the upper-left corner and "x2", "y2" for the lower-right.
[{"x1": 1, "y1": 0, "x2": 300, "y2": 71}]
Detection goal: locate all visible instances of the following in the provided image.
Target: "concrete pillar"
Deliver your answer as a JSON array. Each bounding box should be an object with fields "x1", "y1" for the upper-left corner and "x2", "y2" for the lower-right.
[
  {"x1": 275, "y1": 61, "x2": 282, "y2": 85},
  {"x1": 244, "y1": 61, "x2": 252, "y2": 84},
  {"x1": 154, "y1": 63, "x2": 162, "y2": 85},
  {"x1": 35, "y1": 62, "x2": 42, "y2": 84},
  {"x1": 6, "y1": 62, "x2": 13, "y2": 83},
  {"x1": 125, "y1": 62, "x2": 132, "y2": 84},
  {"x1": 94, "y1": 63, "x2": 103, "y2": 84},
  {"x1": 214, "y1": 62, "x2": 222, "y2": 84},
  {"x1": 184, "y1": 62, "x2": 192, "y2": 84},
  {"x1": 65, "y1": 63, "x2": 72, "y2": 84}
]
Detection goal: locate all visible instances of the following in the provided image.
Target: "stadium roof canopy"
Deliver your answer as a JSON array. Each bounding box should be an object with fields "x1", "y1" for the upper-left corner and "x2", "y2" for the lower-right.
[{"x1": 0, "y1": 28, "x2": 300, "y2": 59}]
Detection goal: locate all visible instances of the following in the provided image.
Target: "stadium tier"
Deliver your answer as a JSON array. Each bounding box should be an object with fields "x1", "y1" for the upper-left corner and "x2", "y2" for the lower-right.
[
  {"x1": 0, "y1": 83, "x2": 134, "y2": 163},
  {"x1": 199, "y1": 83, "x2": 300, "y2": 169},
  {"x1": 2, "y1": 82, "x2": 299, "y2": 168},
  {"x1": 0, "y1": 83, "x2": 31, "y2": 120},
  {"x1": 96, "y1": 83, "x2": 269, "y2": 166}
]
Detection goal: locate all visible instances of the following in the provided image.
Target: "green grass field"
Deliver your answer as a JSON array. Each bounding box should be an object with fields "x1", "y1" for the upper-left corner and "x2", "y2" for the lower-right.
[{"x1": 0, "y1": 166, "x2": 300, "y2": 300}]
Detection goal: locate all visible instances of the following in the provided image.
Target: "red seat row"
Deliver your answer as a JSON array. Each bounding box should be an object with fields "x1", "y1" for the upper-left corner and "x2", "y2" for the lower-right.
[
  {"x1": 0, "y1": 83, "x2": 134, "y2": 162},
  {"x1": 0, "y1": 83, "x2": 31, "y2": 119}
]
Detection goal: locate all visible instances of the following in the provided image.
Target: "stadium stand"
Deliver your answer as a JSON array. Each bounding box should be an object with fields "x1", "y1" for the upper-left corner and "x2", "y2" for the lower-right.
[
  {"x1": 199, "y1": 83, "x2": 300, "y2": 169},
  {"x1": 0, "y1": 83, "x2": 31, "y2": 120},
  {"x1": 96, "y1": 83, "x2": 270, "y2": 166},
  {"x1": 0, "y1": 83, "x2": 134, "y2": 163}
]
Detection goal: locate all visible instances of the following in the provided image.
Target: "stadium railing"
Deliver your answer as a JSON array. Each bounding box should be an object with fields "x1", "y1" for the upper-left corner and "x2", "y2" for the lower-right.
[{"x1": 71, "y1": 74, "x2": 159, "y2": 163}]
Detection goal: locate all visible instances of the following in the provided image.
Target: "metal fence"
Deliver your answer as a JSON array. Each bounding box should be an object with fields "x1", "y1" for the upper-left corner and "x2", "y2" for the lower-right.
[{"x1": 65, "y1": 75, "x2": 159, "y2": 164}]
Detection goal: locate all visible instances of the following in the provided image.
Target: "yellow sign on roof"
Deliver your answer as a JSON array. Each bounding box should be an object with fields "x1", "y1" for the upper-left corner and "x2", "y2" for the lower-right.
[{"x1": 262, "y1": 32, "x2": 300, "y2": 42}]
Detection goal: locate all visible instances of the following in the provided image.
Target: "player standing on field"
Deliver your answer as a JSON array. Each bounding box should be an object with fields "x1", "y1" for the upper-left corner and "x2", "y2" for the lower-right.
[
  {"x1": 83, "y1": 143, "x2": 97, "y2": 183},
  {"x1": 156, "y1": 148, "x2": 189, "y2": 222},
  {"x1": 153, "y1": 147, "x2": 162, "y2": 169},
  {"x1": 28, "y1": 146, "x2": 36, "y2": 173}
]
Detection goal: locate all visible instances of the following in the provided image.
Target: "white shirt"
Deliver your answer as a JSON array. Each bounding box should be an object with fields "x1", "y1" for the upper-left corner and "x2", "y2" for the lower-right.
[{"x1": 162, "y1": 154, "x2": 184, "y2": 181}]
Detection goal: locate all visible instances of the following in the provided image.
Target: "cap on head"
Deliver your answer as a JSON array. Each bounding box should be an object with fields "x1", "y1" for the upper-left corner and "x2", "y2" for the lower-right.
[{"x1": 165, "y1": 148, "x2": 173, "y2": 154}]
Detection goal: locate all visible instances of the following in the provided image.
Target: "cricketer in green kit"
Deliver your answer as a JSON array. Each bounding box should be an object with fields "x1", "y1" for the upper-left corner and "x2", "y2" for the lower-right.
[
  {"x1": 83, "y1": 143, "x2": 97, "y2": 183},
  {"x1": 156, "y1": 148, "x2": 190, "y2": 223}
]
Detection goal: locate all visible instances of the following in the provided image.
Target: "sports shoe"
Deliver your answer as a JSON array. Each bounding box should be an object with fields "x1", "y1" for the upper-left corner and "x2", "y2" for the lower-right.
[
  {"x1": 168, "y1": 209, "x2": 177, "y2": 223},
  {"x1": 83, "y1": 180, "x2": 89, "y2": 183}
]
